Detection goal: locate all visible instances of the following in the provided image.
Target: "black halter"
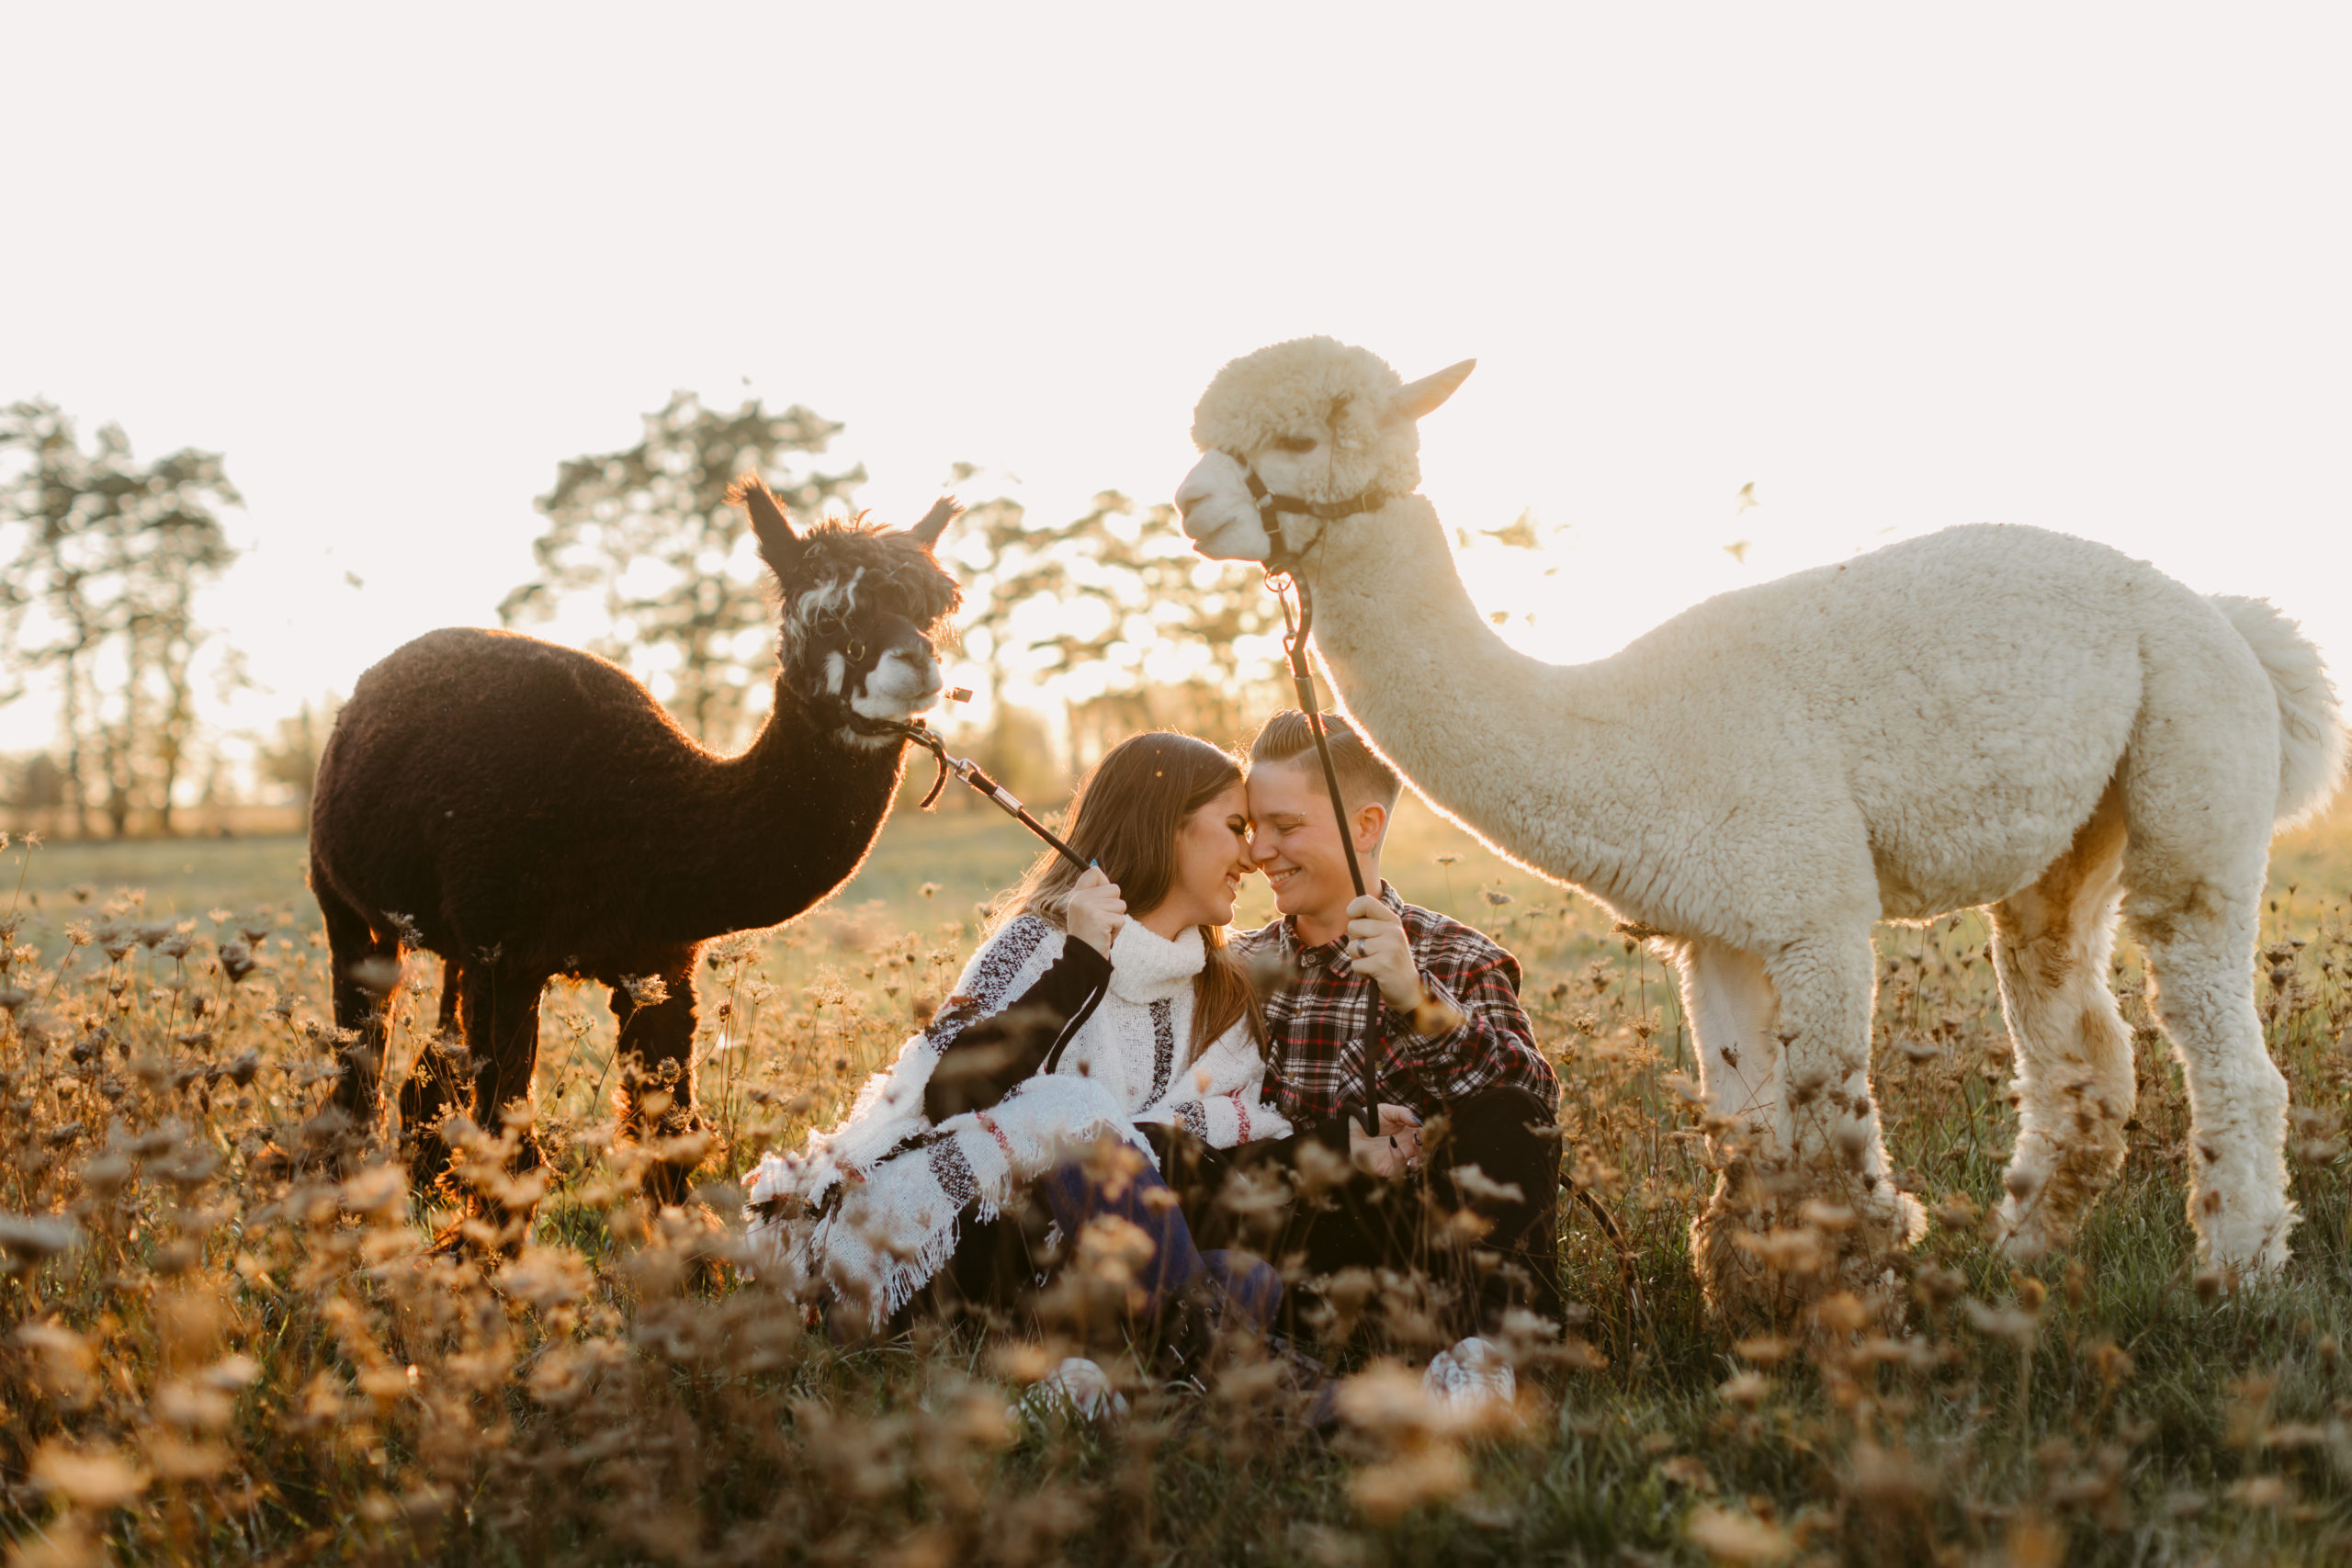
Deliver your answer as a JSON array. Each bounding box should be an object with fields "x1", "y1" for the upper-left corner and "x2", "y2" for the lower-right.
[
  {"x1": 1243, "y1": 465, "x2": 1388, "y2": 579},
  {"x1": 1236, "y1": 457, "x2": 1393, "y2": 1134}
]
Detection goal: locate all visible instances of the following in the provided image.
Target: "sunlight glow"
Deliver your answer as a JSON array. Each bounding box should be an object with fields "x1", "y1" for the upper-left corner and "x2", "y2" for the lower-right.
[{"x1": 3, "y1": 5, "x2": 2345, "y2": 772}]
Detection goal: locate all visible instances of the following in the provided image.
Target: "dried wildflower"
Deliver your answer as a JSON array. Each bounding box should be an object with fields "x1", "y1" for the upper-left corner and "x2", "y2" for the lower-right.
[
  {"x1": 501, "y1": 1244, "x2": 592, "y2": 1310},
  {"x1": 1732, "y1": 1335, "x2": 1795, "y2": 1365},
  {"x1": 31, "y1": 1443, "x2": 150, "y2": 1510},
  {"x1": 0, "y1": 1211, "x2": 82, "y2": 1274},
  {"x1": 2230, "y1": 1474, "x2": 2293, "y2": 1508},
  {"x1": 1686, "y1": 1506, "x2": 1793, "y2": 1563},
  {"x1": 1350, "y1": 1443, "x2": 1471, "y2": 1522},
  {"x1": 1718, "y1": 1371, "x2": 1772, "y2": 1405},
  {"x1": 347, "y1": 955, "x2": 402, "y2": 996},
  {"x1": 1962, "y1": 1299, "x2": 2041, "y2": 1348},
  {"x1": 17, "y1": 1322, "x2": 97, "y2": 1405}
]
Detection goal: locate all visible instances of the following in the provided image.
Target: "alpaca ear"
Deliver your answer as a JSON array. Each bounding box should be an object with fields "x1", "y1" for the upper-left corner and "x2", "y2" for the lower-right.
[
  {"x1": 1387, "y1": 359, "x2": 1477, "y2": 424},
  {"x1": 908, "y1": 496, "x2": 962, "y2": 547},
  {"x1": 731, "y1": 477, "x2": 801, "y2": 575}
]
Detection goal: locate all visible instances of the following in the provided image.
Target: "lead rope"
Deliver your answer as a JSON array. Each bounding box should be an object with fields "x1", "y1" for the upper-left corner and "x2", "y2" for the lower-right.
[
  {"x1": 1257, "y1": 530, "x2": 1642, "y2": 1336},
  {"x1": 882, "y1": 716, "x2": 1089, "y2": 871},
  {"x1": 1269, "y1": 573, "x2": 1385, "y2": 1137},
  {"x1": 878, "y1": 716, "x2": 1105, "y2": 1076}
]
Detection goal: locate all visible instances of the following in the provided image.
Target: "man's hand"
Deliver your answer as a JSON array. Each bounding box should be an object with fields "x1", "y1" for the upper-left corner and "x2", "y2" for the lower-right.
[
  {"x1": 1065, "y1": 865, "x2": 1126, "y2": 956},
  {"x1": 1343, "y1": 895, "x2": 1427, "y2": 1013},
  {"x1": 1349, "y1": 1102, "x2": 1423, "y2": 1178}
]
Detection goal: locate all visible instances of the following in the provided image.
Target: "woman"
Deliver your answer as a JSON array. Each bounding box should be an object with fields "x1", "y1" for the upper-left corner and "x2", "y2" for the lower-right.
[{"x1": 744, "y1": 732, "x2": 1293, "y2": 1340}]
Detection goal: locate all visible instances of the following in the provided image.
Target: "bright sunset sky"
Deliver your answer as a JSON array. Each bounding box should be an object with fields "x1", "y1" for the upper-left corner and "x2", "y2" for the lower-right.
[{"x1": 4, "y1": 6, "x2": 2347, "y2": 762}]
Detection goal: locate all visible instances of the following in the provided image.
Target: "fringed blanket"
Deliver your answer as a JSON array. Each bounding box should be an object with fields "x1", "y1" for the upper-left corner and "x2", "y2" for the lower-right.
[{"x1": 743, "y1": 915, "x2": 1292, "y2": 1327}]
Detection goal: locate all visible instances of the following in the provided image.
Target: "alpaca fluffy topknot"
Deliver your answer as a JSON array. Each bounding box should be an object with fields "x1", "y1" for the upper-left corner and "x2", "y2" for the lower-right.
[
  {"x1": 791, "y1": 519, "x2": 963, "y2": 635},
  {"x1": 1190, "y1": 336, "x2": 1421, "y2": 504}
]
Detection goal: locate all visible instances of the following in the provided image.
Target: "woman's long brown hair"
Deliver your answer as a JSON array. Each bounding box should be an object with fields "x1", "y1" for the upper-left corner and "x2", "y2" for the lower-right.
[{"x1": 1001, "y1": 731, "x2": 1263, "y2": 1060}]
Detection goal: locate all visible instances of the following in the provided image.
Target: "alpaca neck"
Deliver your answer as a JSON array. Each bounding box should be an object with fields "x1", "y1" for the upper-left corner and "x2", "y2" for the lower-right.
[
  {"x1": 1306, "y1": 497, "x2": 1635, "y2": 895},
  {"x1": 672, "y1": 679, "x2": 904, "y2": 936}
]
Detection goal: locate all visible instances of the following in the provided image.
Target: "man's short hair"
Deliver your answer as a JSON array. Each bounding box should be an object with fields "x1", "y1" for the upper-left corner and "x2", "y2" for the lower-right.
[{"x1": 1247, "y1": 710, "x2": 1403, "y2": 812}]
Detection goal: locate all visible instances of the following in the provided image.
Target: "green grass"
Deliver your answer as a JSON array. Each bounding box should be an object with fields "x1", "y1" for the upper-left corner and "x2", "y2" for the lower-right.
[{"x1": 4, "y1": 802, "x2": 2352, "y2": 1563}]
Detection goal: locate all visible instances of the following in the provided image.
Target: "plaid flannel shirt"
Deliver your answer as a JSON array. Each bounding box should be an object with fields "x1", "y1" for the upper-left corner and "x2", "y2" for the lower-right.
[{"x1": 1235, "y1": 884, "x2": 1557, "y2": 1125}]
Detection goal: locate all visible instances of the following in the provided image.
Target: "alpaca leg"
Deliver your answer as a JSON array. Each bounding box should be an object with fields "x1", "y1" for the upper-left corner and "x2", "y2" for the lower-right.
[
  {"x1": 1990, "y1": 792, "x2": 2135, "y2": 1262},
  {"x1": 610, "y1": 952, "x2": 709, "y2": 1208},
  {"x1": 1673, "y1": 940, "x2": 1790, "y2": 1315},
  {"x1": 453, "y1": 963, "x2": 548, "y2": 1235},
  {"x1": 1765, "y1": 932, "x2": 1925, "y2": 1288},
  {"x1": 2124, "y1": 876, "x2": 2292, "y2": 1279},
  {"x1": 317, "y1": 878, "x2": 396, "y2": 1146},
  {"x1": 398, "y1": 956, "x2": 468, "y2": 1190},
  {"x1": 2118, "y1": 643, "x2": 2295, "y2": 1280}
]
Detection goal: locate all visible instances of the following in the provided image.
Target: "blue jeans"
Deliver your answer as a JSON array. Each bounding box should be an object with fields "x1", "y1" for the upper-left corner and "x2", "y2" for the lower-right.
[{"x1": 1041, "y1": 1156, "x2": 1281, "y2": 1330}]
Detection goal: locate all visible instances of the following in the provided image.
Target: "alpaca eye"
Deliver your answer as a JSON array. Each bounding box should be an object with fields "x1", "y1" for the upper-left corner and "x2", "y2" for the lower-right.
[
  {"x1": 845, "y1": 639, "x2": 867, "y2": 664},
  {"x1": 1272, "y1": 434, "x2": 1319, "y2": 454}
]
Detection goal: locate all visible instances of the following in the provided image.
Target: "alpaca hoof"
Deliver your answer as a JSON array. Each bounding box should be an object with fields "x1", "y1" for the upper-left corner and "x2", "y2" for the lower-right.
[
  {"x1": 1866, "y1": 1188, "x2": 1929, "y2": 1252},
  {"x1": 401, "y1": 1132, "x2": 454, "y2": 1196},
  {"x1": 2199, "y1": 1201, "x2": 2297, "y2": 1284},
  {"x1": 1994, "y1": 1199, "x2": 2061, "y2": 1266}
]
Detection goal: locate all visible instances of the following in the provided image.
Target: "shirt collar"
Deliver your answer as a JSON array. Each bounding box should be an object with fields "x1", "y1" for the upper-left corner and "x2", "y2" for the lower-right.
[{"x1": 1283, "y1": 881, "x2": 1405, "y2": 974}]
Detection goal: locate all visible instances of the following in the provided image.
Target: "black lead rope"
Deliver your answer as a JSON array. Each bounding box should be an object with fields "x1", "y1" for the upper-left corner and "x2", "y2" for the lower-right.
[
  {"x1": 878, "y1": 716, "x2": 1106, "y2": 1077},
  {"x1": 1239, "y1": 459, "x2": 1393, "y2": 1139},
  {"x1": 883, "y1": 716, "x2": 1089, "y2": 871},
  {"x1": 1271, "y1": 575, "x2": 1385, "y2": 1137},
  {"x1": 1249, "y1": 474, "x2": 1646, "y2": 1328}
]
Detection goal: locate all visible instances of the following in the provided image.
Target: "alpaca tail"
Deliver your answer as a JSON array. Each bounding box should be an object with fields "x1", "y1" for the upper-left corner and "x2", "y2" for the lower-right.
[{"x1": 2211, "y1": 595, "x2": 2349, "y2": 828}]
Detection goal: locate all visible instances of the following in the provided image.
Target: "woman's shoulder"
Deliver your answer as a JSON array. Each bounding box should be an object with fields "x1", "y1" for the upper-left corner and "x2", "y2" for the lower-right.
[
  {"x1": 986, "y1": 911, "x2": 1064, "y2": 954},
  {"x1": 951, "y1": 913, "x2": 1068, "y2": 994}
]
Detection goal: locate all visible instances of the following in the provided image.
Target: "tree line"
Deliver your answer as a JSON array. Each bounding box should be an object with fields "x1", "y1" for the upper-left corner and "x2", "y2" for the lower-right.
[{"x1": 0, "y1": 393, "x2": 1289, "y2": 836}]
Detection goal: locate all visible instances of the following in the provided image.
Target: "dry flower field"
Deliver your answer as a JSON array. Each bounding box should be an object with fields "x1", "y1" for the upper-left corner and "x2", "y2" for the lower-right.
[{"x1": 5, "y1": 794, "x2": 2352, "y2": 1566}]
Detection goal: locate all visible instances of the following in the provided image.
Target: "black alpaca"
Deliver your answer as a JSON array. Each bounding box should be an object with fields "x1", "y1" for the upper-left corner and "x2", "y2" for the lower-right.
[{"x1": 308, "y1": 479, "x2": 962, "y2": 1213}]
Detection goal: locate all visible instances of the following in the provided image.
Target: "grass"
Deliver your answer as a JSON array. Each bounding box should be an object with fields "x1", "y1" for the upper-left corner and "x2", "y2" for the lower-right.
[{"x1": 3, "y1": 796, "x2": 2351, "y2": 1564}]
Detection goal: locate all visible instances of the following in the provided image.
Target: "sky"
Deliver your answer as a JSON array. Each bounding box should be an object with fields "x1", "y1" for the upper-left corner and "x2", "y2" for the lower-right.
[{"x1": 4, "y1": 4, "x2": 2347, "y2": 771}]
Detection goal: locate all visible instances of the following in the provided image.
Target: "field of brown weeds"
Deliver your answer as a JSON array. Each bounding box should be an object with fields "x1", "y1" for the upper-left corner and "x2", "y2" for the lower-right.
[{"x1": 5, "y1": 798, "x2": 2352, "y2": 1566}]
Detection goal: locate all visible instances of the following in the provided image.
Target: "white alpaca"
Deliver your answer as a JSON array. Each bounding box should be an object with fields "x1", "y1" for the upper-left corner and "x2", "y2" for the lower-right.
[{"x1": 1173, "y1": 336, "x2": 2345, "y2": 1314}]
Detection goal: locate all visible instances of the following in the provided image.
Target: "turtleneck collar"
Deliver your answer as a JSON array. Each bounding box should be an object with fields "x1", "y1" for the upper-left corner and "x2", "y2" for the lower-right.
[{"x1": 1106, "y1": 920, "x2": 1206, "y2": 1003}]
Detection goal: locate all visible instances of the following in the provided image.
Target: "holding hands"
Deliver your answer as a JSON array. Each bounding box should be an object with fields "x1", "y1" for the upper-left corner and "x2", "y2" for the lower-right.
[
  {"x1": 1350, "y1": 1102, "x2": 1424, "y2": 1178},
  {"x1": 1066, "y1": 864, "x2": 1127, "y2": 955}
]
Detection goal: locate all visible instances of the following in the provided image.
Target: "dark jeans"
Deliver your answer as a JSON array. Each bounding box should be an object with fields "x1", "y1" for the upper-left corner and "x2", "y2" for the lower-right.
[
  {"x1": 1041, "y1": 1158, "x2": 1282, "y2": 1329},
  {"x1": 1164, "y1": 1085, "x2": 1563, "y2": 1340},
  {"x1": 938, "y1": 1156, "x2": 1281, "y2": 1335}
]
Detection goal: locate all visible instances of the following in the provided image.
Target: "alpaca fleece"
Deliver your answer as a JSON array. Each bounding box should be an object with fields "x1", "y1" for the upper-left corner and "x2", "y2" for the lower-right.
[
  {"x1": 1179, "y1": 335, "x2": 2346, "y2": 1319},
  {"x1": 310, "y1": 494, "x2": 962, "y2": 1214},
  {"x1": 744, "y1": 916, "x2": 1292, "y2": 1326}
]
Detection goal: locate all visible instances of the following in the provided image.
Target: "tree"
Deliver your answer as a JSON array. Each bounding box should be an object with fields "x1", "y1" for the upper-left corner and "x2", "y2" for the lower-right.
[
  {"x1": 255, "y1": 697, "x2": 340, "y2": 813},
  {"x1": 0, "y1": 400, "x2": 243, "y2": 836},
  {"x1": 945, "y1": 491, "x2": 1290, "y2": 767},
  {"x1": 2, "y1": 752, "x2": 66, "y2": 832},
  {"x1": 499, "y1": 392, "x2": 865, "y2": 747}
]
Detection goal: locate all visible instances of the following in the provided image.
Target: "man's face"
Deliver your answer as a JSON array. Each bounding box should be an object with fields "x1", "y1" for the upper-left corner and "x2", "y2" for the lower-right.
[{"x1": 1246, "y1": 757, "x2": 1378, "y2": 922}]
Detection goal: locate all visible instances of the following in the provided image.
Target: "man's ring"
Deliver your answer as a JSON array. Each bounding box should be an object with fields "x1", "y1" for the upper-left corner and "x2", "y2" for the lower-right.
[{"x1": 1350, "y1": 939, "x2": 1366, "y2": 958}]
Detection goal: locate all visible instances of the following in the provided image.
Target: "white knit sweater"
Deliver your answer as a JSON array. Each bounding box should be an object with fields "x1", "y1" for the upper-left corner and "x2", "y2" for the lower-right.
[{"x1": 742, "y1": 915, "x2": 1292, "y2": 1325}]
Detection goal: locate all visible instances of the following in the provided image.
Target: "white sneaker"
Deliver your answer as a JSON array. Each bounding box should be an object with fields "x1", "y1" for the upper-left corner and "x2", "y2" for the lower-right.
[
  {"x1": 1422, "y1": 1336, "x2": 1515, "y2": 1416},
  {"x1": 1020, "y1": 1357, "x2": 1129, "y2": 1425}
]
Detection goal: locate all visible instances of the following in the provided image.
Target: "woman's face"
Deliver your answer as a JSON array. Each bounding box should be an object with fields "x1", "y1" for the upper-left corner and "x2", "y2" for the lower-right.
[{"x1": 1135, "y1": 780, "x2": 1253, "y2": 936}]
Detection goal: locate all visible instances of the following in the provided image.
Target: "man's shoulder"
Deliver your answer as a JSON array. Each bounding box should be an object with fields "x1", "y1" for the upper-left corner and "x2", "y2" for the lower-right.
[{"x1": 1391, "y1": 897, "x2": 1519, "y2": 975}]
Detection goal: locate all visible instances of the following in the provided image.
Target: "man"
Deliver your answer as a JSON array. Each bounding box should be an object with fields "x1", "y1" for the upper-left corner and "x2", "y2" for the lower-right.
[{"x1": 1235, "y1": 709, "x2": 1563, "y2": 1337}]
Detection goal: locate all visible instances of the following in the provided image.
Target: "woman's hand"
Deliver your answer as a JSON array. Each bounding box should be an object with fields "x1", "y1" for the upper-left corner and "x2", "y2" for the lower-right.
[
  {"x1": 1065, "y1": 864, "x2": 1127, "y2": 956},
  {"x1": 1349, "y1": 1102, "x2": 1423, "y2": 1178}
]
